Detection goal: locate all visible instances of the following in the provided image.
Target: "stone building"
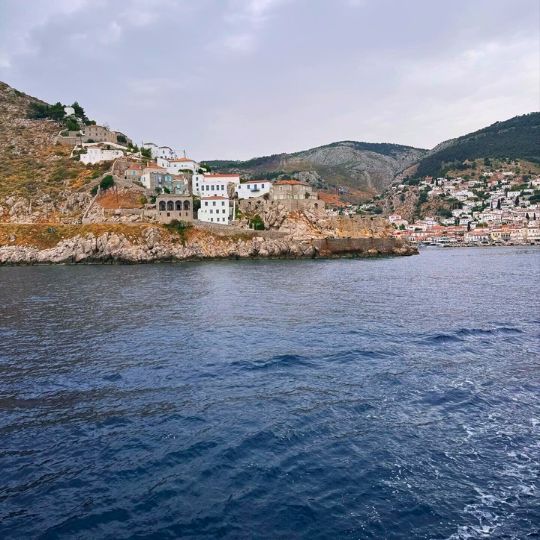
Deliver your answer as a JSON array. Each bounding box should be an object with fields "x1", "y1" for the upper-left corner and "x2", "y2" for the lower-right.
[
  {"x1": 270, "y1": 179, "x2": 325, "y2": 211},
  {"x1": 156, "y1": 195, "x2": 194, "y2": 223}
]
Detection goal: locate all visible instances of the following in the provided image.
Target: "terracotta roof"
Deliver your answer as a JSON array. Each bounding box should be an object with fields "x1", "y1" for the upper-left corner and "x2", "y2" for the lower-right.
[
  {"x1": 242, "y1": 180, "x2": 267, "y2": 184},
  {"x1": 170, "y1": 157, "x2": 194, "y2": 162},
  {"x1": 273, "y1": 179, "x2": 306, "y2": 186},
  {"x1": 202, "y1": 195, "x2": 228, "y2": 200},
  {"x1": 204, "y1": 174, "x2": 240, "y2": 178}
]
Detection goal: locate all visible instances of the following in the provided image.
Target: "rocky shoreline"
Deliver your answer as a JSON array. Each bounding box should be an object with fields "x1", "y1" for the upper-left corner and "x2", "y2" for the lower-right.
[{"x1": 0, "y1": 226, "x2": 417, "y2": 265}]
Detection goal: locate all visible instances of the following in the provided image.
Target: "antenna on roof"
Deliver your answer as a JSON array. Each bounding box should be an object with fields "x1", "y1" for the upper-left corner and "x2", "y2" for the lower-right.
[{"x1": 183, "y1": 149, "x2": 186, "y2": 158}]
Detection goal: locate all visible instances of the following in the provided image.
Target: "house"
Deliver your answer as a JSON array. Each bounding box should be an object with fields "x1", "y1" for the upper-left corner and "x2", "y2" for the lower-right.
[
  {"x1": 236, "y1": 180, "x2": 271, "y2": 199},
  {"x1": 490, "y1": 228, "x2": 512, "y2": 242},
  {"x1": 198, "y1": 195, "x2": 232, "y2": 224},
  {"x1": 140, "y1": 164, "x2": 168, "y2": 189},
  {"x1": 157, "y1": 156, "x2": 199, "y2": 174},
  {"x1": 271, "y1": 179, "x2": 317, "y2": 200},
  {"x1": 124, "y1": 164, "x2": 143, "y2": 182},
  {"x1": 464, "y1": 231, "x2": 490, "y2": 243},
  {"x1": 143, "y1": 143, "x2": 177, "y2": 159},
  {"x1": 80, "y1": 145, "x2": 124, "y2": 164},
  {"x1": 149, "y1": 172, "x2": 189, "y2": 194},
  {"x1": 156, "y1": 195, "x2": 193, "y2": 223},
  {"x1": 196, "y1": 174, "x2": 241, "y2": 197},
  {"x1": 83, "y1": 125, "x2": 118, "y2": 144}
]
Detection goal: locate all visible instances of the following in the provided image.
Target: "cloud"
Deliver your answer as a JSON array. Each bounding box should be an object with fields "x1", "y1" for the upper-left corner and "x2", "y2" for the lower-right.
[
  {"x1": 220, "y1": 0, "x2": 291, "y2": 53},
  {"x1": 0, "y1": 0, "x2": 538, "y2": 158}
]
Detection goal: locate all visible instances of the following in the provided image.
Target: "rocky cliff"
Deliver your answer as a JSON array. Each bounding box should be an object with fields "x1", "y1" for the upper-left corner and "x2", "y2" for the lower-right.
[{"x1": 0, "y1": 223, "x2": 416, "y2": 264}]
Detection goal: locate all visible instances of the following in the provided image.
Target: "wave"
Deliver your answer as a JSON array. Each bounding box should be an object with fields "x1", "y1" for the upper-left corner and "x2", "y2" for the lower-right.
[{"x1": 231, "y1": 354, "x2": 313, "y2": 371}]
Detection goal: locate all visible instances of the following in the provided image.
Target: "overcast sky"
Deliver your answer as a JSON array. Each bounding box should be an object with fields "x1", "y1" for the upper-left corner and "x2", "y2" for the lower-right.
[{"x1": 0, "y1": 0, "x2": 538, "y2": 159}]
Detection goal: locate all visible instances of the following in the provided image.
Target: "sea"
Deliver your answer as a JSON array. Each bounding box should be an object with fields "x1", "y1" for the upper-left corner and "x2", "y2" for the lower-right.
[{"x1": 0, "y1": 246, "x2": 539, "y2": 539}]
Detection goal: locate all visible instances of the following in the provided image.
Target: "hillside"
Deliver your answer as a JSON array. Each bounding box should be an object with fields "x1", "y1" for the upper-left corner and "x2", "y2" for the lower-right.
[
  {"x1": 0, "y1": 81, "x2": 93, "y2": 201},
  {"x1": 416, "y1": 113, "x2": 540, "y2": 177},
  {"x1": 207, "y1": 141, "x2": 427, "y2": 200}
]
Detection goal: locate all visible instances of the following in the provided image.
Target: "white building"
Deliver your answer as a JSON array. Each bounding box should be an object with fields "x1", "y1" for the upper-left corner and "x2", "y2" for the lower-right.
[
  {"x1": 236, "y1": 180, "x2": 271, "y2": 199},
  {"x1": 143, "y1": 143, "x2": 177, "y2": 160},
  {"x1": 157, "y1": 156, "x2": 199, "y2": 174},
  {"x1": 198, "y1": 195, "x2": 232, "y2": 224},
  {"x1": 196, "y1": 174, "x2": 240, "y2": 197},
  {"x1": 80, "y1": 146, "x2": 124, "y2": 165}
]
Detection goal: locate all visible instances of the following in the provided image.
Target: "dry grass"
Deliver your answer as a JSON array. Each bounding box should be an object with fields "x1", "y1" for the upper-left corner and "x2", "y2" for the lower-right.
[{"x1": 0, "y1": 223, "x2": 156, "y2": 249}]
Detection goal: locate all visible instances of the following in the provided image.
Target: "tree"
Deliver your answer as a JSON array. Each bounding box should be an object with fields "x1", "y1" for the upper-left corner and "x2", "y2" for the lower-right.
[
  {"x1": 65, "y1": 117, "x2": 79, "y2": 132},
  {"x1": 71, "y1": 101, "x2": 88, "y2": 121}
]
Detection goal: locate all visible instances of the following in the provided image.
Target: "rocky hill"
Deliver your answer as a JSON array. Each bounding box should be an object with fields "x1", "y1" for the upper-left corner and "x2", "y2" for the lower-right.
[
  {"x1": 416, "y1": 113, "x2": 540, "y2": 177},
  {"x1": 0, "y1": 82, "x2": 87, "y2": 200},
  {"x1": 207, "y1": 141, "x2": 427, "y2": 200}
]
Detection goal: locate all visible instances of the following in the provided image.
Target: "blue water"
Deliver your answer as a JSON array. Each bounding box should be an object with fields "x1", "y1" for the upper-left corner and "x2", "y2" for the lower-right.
[{"x1": 0, "y1": 247, "x2": 539, "y2": 539}]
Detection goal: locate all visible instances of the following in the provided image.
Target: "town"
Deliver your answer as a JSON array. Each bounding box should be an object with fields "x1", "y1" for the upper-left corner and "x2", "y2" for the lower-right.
[
  {"x1": 55, "y1": 110, "x2": 325, "y2": 229},
  {"x1": 367, "y1": 160, "x2": 540, "y2": 246},
  {"x1": 51, "y1": 106, "x2": 539, "y2": 247}
]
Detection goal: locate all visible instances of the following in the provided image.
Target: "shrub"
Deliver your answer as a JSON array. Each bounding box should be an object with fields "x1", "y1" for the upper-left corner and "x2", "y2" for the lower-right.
[
  {"x1": 249, "y1": 214, "x2": 265, "y2": 230},
  {"x1": 65, "y1": 118, "x2": 79, "y2": 131},
  {"x1": 164, "y1": 219, "x2": 192, "y2": 245},
  {"x1": 100, "y1": 175, "x2": 114, "y2": 190}
]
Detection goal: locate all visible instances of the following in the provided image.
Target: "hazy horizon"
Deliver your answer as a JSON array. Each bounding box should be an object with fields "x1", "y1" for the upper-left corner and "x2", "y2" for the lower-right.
[{"x1": 1, "y1": 0, "x2": 538, "y2": 160}]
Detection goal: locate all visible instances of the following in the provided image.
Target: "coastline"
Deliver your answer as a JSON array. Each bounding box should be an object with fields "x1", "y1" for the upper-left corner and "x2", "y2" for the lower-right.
[{"x1": 0, "y1": 223, "x2": 417, "y2": 265}]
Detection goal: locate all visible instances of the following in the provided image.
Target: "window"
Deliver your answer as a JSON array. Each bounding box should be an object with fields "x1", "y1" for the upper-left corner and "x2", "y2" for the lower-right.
[
  {"x1": 221, "y1": 201, "x2": 224, "y2": 206},
  {"x1": 210, "y1": 209, "x2": 213, "y2": 214},
  {"x1": 204, "y1": 201, "x2": 208, "y2": 206},
  {"x1": 211, "y1": 185, "x2": 215, "y2": 191},
  {"x1": 213, "y1": 201, "x2": 216, "y2": 206}
]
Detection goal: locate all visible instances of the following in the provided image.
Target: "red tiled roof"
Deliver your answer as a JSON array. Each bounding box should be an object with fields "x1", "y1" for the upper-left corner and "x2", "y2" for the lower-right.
[
  {"x1": 274, "y1": 179, "x2": 306, "y2": 186},
  {"x1": 202, "y1": 195, "x2": 228, "y2": 200},
  {"x1": 204, "y1": 174, "x2": 240, "y2": 178}
]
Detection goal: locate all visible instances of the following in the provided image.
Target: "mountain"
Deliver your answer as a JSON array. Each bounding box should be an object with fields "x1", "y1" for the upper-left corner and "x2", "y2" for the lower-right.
[
  {"x1": 415, "y1": 113, "x2": 540, "y2": 177},
  {"x1": 207, "y1": 141, "x2": 427, "y2": 199}
]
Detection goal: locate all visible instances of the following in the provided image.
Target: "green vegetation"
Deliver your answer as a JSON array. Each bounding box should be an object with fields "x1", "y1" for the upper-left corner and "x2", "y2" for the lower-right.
[
  {"x1": 90, "y1": 174, "x2": 115, "y2": 195},
  {"x1": 249, "y1": 214, "x2": 265, "y2": 230},
  {"x1": 164, "y1": 219, "x2": 192, "y2": 244},
  {"x1": 417, "y1": 113, "x2": 540, "y2": 176},
  {"x1": 28, "y1": 99, "x2": 92, "y2": 131},
  {"x1": 28, "y1": 101, "x2": 66, "y2": 121}
]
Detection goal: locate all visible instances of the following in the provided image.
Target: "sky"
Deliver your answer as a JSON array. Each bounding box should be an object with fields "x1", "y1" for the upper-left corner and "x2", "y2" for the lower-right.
[{"x1": 0, "y1": 0, "x2": 539, "y2": 160}]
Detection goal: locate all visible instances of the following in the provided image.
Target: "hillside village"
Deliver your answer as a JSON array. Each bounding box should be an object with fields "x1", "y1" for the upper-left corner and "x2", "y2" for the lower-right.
[
  {"x1": 0, "y1": 82, "x2": 538, "y2": 263},
  {"x1": 35, "y1": 106, "x2": 540, "y2": 246},
  {"x1": 0, "y1": 94, "x2": 328, "y2": 232},
  {"x1": 68, "y1": 127, "x2": 326, "y2": 229},
  {"x1": 376, "y1": 159, "x2": 540, "y2": 246}
]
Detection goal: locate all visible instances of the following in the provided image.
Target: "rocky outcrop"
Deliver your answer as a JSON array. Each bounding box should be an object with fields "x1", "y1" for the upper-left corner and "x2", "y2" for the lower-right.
[{"x1": 0, "y1": 225, "x2": 416, "y2": 264}]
